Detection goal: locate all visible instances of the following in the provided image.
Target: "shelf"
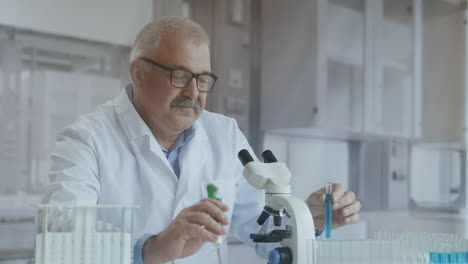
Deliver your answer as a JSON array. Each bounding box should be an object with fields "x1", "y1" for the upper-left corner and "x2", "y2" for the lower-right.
[{"x1": 266, "y1": 126, "x2": 412, "y2": 142}]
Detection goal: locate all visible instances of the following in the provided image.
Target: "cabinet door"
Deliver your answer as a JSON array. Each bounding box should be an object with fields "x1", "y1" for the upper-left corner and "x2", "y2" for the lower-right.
[
  {"x1": 365, "y1": 0, "x2": 420, "y2": 137},
  {"x1": 321, "y1": 0, "x2": 366, "y2": 131},
  {"x1": 410, "y1": 145, "x2": 463, "y2": 208},
  {"x1": 260, "y1": 0, "x2": 320, "y2": 131},
  {"x1": 420, "y1": 0, "x2": 465, "y2": 143},
  {"x1": 261, "y1": 0, "x2": 367, "y2": 132}
]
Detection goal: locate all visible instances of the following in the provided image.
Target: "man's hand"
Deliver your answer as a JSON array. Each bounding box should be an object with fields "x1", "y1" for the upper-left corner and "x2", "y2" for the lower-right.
[
  {"x1": 142, "y1": 198, "x2": 229, "y2": 264},
  {"x1": 305, "y1": 184, "x2": 361, "y2": 230}
]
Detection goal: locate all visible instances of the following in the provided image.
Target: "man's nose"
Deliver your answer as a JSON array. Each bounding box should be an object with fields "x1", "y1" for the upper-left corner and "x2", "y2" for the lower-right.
[{"x1": 181, "y1": 78, "x2": 199, "y2": 99}]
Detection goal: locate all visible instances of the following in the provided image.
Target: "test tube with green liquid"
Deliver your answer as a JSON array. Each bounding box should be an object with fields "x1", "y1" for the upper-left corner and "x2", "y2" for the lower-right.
[
  {"x1": 207, "y1": 184, "x2": 224, "y2": 249},
  {"x1": 207, "y1": 184, "x2": 226, "y2": 264}
]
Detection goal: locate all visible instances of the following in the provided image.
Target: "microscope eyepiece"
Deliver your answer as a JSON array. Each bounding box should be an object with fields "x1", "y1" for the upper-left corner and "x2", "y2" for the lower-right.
[
  {"x1": 238, "y1": 149, "x2": 254, "y2": 166},
  {"x1": 262, "y1": 150, "x2": 278, "y2": 163}
]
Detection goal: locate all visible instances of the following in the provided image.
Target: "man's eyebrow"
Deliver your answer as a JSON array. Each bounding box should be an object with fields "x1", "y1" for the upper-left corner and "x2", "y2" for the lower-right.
[{"x1": 172, "y1": 64, "x2": 213, "y2": 75}]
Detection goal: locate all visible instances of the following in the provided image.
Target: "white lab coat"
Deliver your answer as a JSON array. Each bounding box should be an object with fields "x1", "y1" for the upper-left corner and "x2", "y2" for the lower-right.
[{"x1": 42, "y1": 84, "x2": 266, "y2": 264}]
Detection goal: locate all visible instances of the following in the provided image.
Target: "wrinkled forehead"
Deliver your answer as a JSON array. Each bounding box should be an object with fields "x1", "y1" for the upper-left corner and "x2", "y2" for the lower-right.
[{"x1": 153, "y1": 32, "x2": 212, "y2": 72}]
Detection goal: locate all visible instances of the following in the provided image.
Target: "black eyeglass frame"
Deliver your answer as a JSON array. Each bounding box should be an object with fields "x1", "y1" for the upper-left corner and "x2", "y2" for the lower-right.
[{"x1": 138, "y1": 56, "x2": 218, "y2": 92}]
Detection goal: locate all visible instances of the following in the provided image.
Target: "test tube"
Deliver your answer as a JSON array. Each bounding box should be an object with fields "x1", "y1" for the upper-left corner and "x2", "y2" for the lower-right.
[
  {"x1": 207, "y1": 184, "x2": 224, "y2": 247},
  {"x1": 207, "y1": 184, "x2": 225, "y2": 264},
  {"x1": 324, "y1": 183, "x2": 333, "y2": 239}
]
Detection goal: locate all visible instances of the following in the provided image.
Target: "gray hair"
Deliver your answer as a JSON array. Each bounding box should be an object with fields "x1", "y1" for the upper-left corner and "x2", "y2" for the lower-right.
[{"x1": 129, "y1": 16, "x2": 210, "y2": 63}]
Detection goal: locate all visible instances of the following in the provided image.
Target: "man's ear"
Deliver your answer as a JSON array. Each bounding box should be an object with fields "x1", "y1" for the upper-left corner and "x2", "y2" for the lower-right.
[{"x1": 129, "y1": 60, "x2": 144, "y2": 86}]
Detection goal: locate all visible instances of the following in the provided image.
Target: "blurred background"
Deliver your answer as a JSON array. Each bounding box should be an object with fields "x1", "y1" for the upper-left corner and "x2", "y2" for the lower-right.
[{"x1": 0, "y1": 0, "x2": 466, "y2": 263}]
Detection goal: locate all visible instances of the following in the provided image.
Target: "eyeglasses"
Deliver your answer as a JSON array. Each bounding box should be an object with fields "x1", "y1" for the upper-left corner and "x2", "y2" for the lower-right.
[{"x1": 138, "y1": 56, "x2": 218, "y2": 92}]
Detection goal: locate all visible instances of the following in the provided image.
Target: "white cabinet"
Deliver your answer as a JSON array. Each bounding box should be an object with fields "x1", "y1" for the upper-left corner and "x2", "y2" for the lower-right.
[
  {"x1": 419, "y1": 1, "x2": 466, "y2": 143},
  {"x1": 260, "y1": 0, "x2": 422, "y2": 139},
  {"x1": 410, "y1": 144, "x2": 463, "y2": 208},
  {"x1": 357, "y1": 139, "x2": 411, "y2": 210}
]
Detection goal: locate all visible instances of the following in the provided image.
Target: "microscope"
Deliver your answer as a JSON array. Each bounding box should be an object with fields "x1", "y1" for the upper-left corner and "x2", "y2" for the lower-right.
[{"x1": 237, "y1": 149, "x2": 316, "y2": 264}]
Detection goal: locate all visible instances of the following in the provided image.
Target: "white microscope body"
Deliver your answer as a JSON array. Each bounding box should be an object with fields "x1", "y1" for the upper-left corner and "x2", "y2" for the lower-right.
[{"x1": 238, "y1": 150, "x2": 316, "y2": 264}]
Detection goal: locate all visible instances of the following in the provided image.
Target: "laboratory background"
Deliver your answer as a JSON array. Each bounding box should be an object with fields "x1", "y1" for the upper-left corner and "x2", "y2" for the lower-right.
[{"x1": 0, "y1": 0, "x2": 466, "y2": 263}]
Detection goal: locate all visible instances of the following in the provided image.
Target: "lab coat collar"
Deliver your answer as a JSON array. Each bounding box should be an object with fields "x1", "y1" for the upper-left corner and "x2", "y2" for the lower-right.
[
  {"x1": 115, "y1": 83, "x2": 208, "y2": 157},
  {"x1": 116, "y1": 83, "x2": 154, "y2": 141}
]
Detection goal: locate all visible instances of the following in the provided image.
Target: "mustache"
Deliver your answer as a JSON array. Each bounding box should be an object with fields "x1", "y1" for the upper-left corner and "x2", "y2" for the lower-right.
[{"x1": 170, "y1": 96, "x2": 201, "y2": 110}]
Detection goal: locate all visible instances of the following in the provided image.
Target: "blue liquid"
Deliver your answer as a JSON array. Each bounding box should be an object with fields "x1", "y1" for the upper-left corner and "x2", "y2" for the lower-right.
[
  {"x1": 449, "y1": 253, "x2": 457, "y2": 263},
  {"x1": 430, "y1": 251, "x2": 468, "y2": 264},
  {"x1": 325, "y1": 193, "x2": 332, "y2": 239},
  {"x1": 440, "y1": 253, "x2": 448, "y2": 263},
  {"x1": 458, "y1": 252, "x2": 468, "y2": 263},
  {"x1": 429, "y1": 252, "x2": 438, "y2": 264}
]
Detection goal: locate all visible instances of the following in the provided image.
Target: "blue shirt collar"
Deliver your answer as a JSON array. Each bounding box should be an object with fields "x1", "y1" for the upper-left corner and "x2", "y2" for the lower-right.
[{"x1": 160, "y1": 125, "x2": 196, "y2": 155}]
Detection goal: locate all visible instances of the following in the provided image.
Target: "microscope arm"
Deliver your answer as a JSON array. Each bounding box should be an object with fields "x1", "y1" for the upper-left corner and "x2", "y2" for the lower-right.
[{"x1": 268, "y1": 195, "x2": 315, "y2": 264}]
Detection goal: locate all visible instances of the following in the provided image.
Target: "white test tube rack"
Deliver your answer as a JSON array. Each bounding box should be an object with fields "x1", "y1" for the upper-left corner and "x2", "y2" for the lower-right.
[
  {"x1": 306, "y1": 232, "x2": 468, "y2": 264},
  {"x1": 34, "y1": 204, "x2": 136, "y2": 264}
]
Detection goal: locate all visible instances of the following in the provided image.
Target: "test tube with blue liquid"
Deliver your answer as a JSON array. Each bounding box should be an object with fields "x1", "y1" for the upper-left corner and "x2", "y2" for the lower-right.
[{"x1": 324, "y1": 183, "x2": 333, "y2": 239}]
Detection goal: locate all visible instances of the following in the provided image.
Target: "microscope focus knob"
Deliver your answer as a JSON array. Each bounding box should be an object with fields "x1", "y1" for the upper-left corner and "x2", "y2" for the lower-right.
[{"x1": 268, "y1": 247, "x2": 292, "y2": 264}]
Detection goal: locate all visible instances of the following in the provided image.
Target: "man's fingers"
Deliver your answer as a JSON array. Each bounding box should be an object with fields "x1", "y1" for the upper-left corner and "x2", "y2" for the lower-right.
[
  {"x1": 308, "y1": 184, "x2": 346, "y2": 207},
  {"x1": 343, "y1": 213, "x2": 360, "y2": 225},
  {"x1": 330, "y1": 184, "x2": 346, "y2": 204},
  {"x1": 339, "y1": 201, "x2": 361, "y2": 217},
  {"x1": 205, "y1": 198, "x2": 229, "y2": 212},
  {"x1": 185, "y1": 212, "x2": 226, "y2": 236},
  {"x1": 308, "y1": 186, "x2": 361, "y2": 231},
  {"x1": 330, "y1": 212, "x2": 360, "y2": 229},
  {"x1": 192, "y1": 199, "x2": 230, "y2": 225},
  {"x1": 335, "y1": 190, "x2": 356, "y2": 210}
]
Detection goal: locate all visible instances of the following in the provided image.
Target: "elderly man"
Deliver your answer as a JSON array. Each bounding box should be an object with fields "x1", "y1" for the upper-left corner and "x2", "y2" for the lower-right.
[{"x1": 42, "y1": 16, "x2": 361, "y2": 264}]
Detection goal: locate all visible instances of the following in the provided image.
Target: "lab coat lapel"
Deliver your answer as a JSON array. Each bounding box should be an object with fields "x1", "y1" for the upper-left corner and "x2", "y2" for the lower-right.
[
  {"x1": 173, "y1": 121, "x2": 208, "y2": 213},
  {"x1": 147, "y1": 135, "x2": 177, "y2": 179},
  {"x1": 116, "y1": 84, "x2": 176, "y2": 179}
]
